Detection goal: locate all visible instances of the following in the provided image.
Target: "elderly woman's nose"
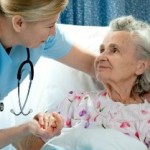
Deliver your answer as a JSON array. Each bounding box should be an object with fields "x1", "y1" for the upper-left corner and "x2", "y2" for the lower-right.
[
  {"x1": 99, "y1": 52, "x2": 108, "y2": 60},
  {"x1": 95, "y1": 56, "x2": 107, "y2": 65}
]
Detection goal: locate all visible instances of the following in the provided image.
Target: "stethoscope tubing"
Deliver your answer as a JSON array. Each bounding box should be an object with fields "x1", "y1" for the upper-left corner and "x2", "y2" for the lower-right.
[{"x1": 10, "y1": 48, "x2": 34, "y2": 116}]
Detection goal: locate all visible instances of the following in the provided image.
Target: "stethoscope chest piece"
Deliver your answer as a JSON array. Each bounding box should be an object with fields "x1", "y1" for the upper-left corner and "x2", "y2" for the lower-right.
[{"x1": 0, "y1": 102, "x2": 4, "y2": 112}]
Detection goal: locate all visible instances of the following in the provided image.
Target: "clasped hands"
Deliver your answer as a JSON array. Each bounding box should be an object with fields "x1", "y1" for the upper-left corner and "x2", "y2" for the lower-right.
[
  {"x1": 33, "y1": 111, "x2": 64, "y2": 142},
  {"x1": 12, "y1": 112, "x2": 64, "y2": 150}
]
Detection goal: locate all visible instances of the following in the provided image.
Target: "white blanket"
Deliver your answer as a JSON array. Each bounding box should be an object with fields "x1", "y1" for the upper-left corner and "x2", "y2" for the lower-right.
[{"x1": 42, "y1": 127, "x2": 147, "y2": 150}]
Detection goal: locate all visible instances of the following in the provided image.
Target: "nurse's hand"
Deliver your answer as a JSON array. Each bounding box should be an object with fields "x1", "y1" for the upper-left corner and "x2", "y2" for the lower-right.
[
  {"x1": 12, "y1": 112, "x2": 64, "y2": 150},
  {"x1": 34, "y1": 112, "x2": 64, "y2": 142}
]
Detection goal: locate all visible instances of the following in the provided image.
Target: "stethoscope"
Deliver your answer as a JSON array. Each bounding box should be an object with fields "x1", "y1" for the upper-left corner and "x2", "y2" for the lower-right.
[{"x1": 10, "y1": 48, "x2": 34, "y2": 116}]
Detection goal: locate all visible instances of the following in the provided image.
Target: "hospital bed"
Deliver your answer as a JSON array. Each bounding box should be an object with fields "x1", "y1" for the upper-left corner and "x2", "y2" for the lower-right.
[{"x1": 0, "y1": 24, "x2": 147, "y2": 150}]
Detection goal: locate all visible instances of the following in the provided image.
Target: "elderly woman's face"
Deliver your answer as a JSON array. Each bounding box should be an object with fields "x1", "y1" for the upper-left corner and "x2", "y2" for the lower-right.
[{"x1": 94, "y1": 31, "x2": 141, "y2": 84}]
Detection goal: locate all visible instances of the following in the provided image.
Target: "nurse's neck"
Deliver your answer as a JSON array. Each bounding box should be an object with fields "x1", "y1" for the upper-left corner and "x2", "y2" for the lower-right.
[
  {"x1": 5, "y1": 47, "x2": 12, "y2": 54},
  {"x1": 0, "y1": 42, "x2": 12, "y2": 54}
]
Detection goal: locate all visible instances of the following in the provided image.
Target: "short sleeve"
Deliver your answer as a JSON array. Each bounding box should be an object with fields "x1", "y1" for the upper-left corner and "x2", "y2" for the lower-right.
[{"x1": 42, "y1": 24, "x2": 73, "y2": 59}]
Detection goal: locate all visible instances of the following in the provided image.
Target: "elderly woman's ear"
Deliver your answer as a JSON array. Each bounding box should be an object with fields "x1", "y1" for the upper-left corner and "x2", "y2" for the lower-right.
[{"x1": 135, "y1": 60, "x2": 150, "y2": 75}]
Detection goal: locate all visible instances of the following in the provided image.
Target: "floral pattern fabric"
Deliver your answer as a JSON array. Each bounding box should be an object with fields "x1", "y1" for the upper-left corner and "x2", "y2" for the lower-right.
[{"x1": 58, "y1": 90, "x2": 150, "y2": 149}]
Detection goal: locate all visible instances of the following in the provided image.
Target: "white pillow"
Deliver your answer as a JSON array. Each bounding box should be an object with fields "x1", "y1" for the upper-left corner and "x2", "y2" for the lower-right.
[{"x1": 42, "y1": 127, "x2": 147, "y2": 150}]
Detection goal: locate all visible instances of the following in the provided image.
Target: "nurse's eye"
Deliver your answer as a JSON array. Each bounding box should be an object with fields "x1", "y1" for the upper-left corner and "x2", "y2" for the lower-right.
[
  {"x1": 48, "y1": 25, "x2": 54, "y2": 28},
  {"x1": 48, "y1": 23, "x2": 56, "y2": 29}
]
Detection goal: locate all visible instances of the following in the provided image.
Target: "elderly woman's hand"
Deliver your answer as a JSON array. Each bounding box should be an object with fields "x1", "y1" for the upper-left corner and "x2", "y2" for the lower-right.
[{"x1": 34, "y1": 112, "x2": 64, "y2": 142}]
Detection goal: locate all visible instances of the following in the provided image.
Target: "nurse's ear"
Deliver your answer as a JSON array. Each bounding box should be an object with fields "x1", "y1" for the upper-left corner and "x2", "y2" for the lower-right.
[{"x1": 12, "y1": 15, "x2": 27, "y2": 32}]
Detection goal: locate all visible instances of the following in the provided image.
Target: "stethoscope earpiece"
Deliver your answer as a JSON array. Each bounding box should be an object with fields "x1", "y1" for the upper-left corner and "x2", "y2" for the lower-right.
[{"x1": 29, "y1": 109, "x2": 33, "y2": 113}]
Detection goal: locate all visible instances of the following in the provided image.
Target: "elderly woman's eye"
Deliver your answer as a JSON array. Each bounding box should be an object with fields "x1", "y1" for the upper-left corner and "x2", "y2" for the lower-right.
[
  {"x1": 100, "y1": 48, "x2": 105, "y2": 53},
  {"x1": 111, "y1": 47, "x2": 118, "y2": 53}
]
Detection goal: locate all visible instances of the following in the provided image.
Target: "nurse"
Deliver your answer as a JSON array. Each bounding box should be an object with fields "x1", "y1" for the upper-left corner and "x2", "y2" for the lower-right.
[{"x1": 0, "y1": 0, "x2": 96, "y2": 149}]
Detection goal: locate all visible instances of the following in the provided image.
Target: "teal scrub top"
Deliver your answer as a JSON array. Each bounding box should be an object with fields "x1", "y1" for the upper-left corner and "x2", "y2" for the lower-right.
[{"x1": 0, "y1": 24, "x2": 72, "y2": 100}]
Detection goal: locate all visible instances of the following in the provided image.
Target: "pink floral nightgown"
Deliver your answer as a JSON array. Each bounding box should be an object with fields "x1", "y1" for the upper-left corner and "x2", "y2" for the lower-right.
[{"x1": 58, "y1": 90, "x2": 150, "y2": 149}]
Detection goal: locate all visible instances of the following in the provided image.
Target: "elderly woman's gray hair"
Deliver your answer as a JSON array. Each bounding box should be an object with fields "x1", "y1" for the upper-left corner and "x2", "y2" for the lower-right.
[{"x1": 109, "y1": 16, "x2": 150, "y2": 95}]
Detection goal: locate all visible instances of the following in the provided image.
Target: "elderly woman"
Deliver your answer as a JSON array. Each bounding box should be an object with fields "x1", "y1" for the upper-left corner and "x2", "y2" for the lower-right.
[{"x1": 59, "y1": 16, "x2": 150, "y2": 149}]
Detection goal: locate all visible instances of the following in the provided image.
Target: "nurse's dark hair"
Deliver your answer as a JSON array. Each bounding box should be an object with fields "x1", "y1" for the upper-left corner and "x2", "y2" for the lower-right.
[
  {"x1": 0, "y1": 0, "x2": 68, "y2": 21},
  {"x1": 109, "y1": 15, "x2": 150, "y2": 95}
]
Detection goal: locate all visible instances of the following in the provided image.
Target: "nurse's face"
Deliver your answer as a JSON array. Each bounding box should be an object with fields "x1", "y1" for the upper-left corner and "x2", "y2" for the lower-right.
[{"x1": 18, "y1": 14, "x2": 59, "y2": 48}]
